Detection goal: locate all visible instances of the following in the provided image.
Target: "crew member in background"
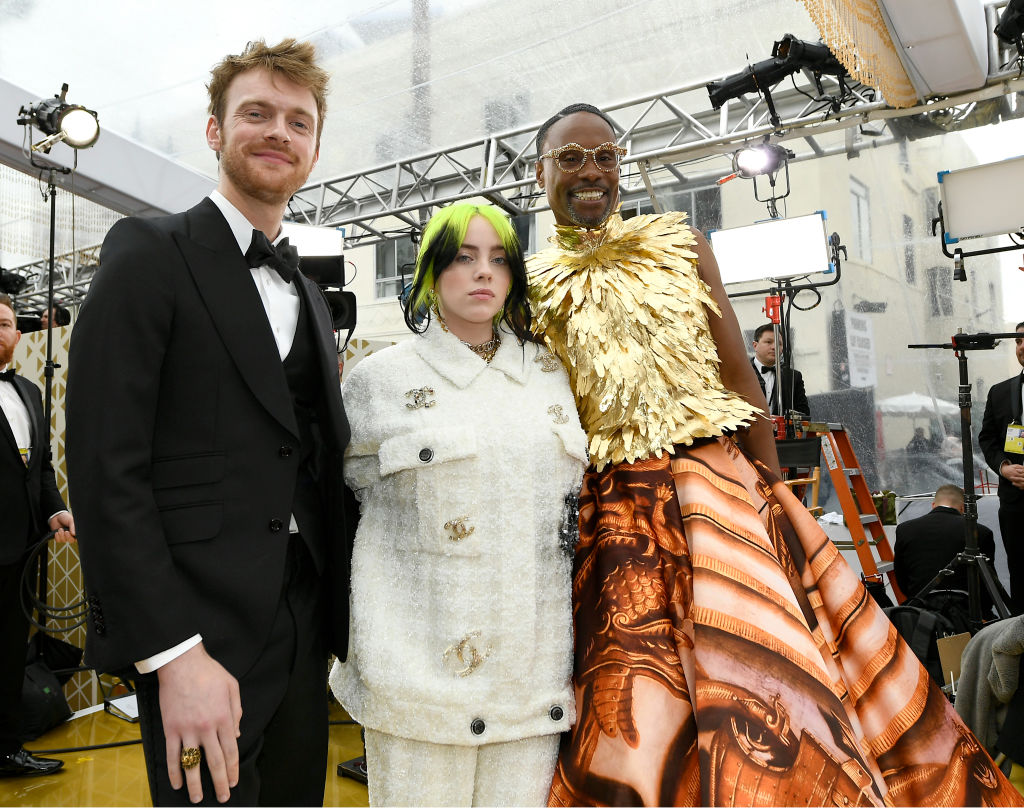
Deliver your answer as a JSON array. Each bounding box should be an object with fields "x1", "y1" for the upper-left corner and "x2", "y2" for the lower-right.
[
  {"x1": 0, "y1": 293, "x2": 74, "y2": 778},
  {"x1": 979, "y1": 320, "x2": 1024, "y2": 615},
  {"x1": 893, "y1": 483, "x2": 999, "y2": 613},
  {"x1": 751, "y1": 322, "x2": 809, "y2": 417}
]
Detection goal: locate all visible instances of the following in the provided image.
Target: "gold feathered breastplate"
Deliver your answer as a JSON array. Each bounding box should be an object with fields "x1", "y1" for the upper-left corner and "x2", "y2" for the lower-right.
[{"x1": 527, "y1": 211, "x2": 760, "y2": 470}]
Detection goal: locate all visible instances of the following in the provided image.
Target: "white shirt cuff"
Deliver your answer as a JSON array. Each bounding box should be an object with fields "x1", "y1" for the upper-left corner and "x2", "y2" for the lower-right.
[
  {"x1": 135, "y1": 635, "x2": 203, "y2": 674},
  {"x1": 47, "y1": 509, "x2": 70, "y2": 524}
]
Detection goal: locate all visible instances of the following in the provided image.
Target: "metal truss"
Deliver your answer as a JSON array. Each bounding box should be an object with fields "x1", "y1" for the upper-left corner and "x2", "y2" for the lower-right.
[
  {"x1": 10, "y1": 5, "x2": 1024, "y2": 306},
  {"x1": 289, "y1": 26, "x2": 1024, "y2": 248},
  {"x1": 8, "y1": 243, "x2": 101, "y2": 311}
]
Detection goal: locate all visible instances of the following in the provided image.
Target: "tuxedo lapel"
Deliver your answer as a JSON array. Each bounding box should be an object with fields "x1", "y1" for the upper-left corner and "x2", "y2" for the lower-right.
[
  {"x1": 174, "y1": 200, "x2": 298, "y2": 438},
  {"x1": 1013, "y1": 373, "x2": 1023, "y2": 423},
  {"x1": 751, "y1": 357, "x2": 767, "y2": 396},
  {"x1": 295, "y1": 275, "x2": 349, "y2": 450}
]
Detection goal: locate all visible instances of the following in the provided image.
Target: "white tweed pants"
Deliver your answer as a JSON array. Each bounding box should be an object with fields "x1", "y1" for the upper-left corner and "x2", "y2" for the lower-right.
[{"x1": 363, "y1": 729, "x2": 561, "y2": 807}]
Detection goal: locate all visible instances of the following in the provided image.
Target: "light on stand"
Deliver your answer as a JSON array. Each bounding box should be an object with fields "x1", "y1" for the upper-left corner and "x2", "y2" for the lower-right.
[
  {"x1": 732, "y1": 142, "x2": 793, "y2": 179},
  {"x1": 14, "y1": 82, "x2": 99, "y2": 633},
  {"x1": 18, "y1": 83, "x2": 99, "y2": 153},
  {"x1": 720, "y1": 140, "x2": 795, "y2": 217}
]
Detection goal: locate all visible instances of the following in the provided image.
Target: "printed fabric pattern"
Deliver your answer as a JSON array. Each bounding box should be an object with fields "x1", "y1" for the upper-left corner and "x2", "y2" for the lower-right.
[{"x1": 549, "y1": 437, "x2": 1022, "y2": 807}]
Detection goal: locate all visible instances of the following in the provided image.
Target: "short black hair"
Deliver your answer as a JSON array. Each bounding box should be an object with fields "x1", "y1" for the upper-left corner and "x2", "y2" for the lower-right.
[
  {"x1": 753, "y1": 323, "x2": 777, "y2": 342},
  {"x1": 1016, "y1": 320, "x2": 1024, "y2": 331},
  {"x1": 536, "y1": 103, "x2": 617, "y2": 154}
]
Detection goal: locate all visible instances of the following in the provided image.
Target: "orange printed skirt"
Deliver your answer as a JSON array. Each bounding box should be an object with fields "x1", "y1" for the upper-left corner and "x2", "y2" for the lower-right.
[{"x1": 549, "y1": 437, "x2": 1021, "y2": 807}]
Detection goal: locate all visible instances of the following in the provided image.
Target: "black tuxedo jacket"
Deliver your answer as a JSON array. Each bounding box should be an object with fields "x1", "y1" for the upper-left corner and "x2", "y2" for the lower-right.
[
  {"x1": 893, "y1": 505, "x2": 997, "y2": 606},
  {"x1": 67, "y1": 199, "x2": 351, "y2": 676},
  {"x1": 751, "y1": 357, "x2": 810, "y2": 416},
  {"x1": 0, "y1": 374, "x2": 66, "y2": 564},
  {"x1": 979, "y1": 371, "x2": 1024, "y2": 505}
]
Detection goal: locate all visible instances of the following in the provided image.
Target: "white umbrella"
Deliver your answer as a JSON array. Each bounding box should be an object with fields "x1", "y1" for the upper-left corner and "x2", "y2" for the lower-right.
[{"x1": 877, "y1": 392, "x2": 959, "y2": 416}]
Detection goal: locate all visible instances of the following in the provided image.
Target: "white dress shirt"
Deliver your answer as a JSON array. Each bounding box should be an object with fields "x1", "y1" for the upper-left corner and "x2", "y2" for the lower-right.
[{"x1": 0, "y1": 364, "x2": 32, "y2": 463}]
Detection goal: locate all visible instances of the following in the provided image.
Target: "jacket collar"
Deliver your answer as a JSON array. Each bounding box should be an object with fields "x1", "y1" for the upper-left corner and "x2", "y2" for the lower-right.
[{"x1": 412, "y1": 322, "x2": 527, "y2": 389}]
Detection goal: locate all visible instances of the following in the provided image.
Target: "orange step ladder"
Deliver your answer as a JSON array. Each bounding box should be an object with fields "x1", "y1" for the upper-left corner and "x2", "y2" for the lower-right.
[{"x1": 818, "y1": 424, "x2": 905, "y2": 604}]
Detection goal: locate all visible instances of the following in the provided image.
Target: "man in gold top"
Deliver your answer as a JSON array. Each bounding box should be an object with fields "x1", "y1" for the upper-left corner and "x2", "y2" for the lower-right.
[{"x1": 530, "y1": 103, "x2": 1021, "y2": 808}]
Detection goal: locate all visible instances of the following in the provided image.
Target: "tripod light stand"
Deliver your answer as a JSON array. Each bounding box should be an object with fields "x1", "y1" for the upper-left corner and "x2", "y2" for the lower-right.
[
  {"x1": 15, "y1": 83, "x2": 100, "y2": 627},
  {"x1": 907, "y1": 330, "x2": 1016, "y2": 629}
]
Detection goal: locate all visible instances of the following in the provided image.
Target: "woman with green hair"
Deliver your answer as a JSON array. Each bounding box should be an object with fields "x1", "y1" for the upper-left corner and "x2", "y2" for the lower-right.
[{"x1": 330, "y1": 202, "x2": 588, "y2": 805}]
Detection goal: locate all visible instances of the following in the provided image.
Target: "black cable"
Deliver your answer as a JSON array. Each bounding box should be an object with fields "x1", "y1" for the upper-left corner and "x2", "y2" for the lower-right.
[
  {"x1": 20, "y1": 533, "x2": 88, "y2": 634},
  {"x1": 30, "y1": 739, "x2": 142, "y2": 755},
  {"x1": 791, "y1": 286, "x2": 822, "y2": 311}
]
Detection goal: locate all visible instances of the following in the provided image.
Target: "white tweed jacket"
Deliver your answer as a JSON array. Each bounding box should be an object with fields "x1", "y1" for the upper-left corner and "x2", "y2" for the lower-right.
[{"x1": 330, "y1": 323, "x2": 588, "y2": 746}]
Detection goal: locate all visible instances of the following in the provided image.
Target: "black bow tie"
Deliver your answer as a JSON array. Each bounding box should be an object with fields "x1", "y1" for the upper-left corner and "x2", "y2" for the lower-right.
[
  {"x1": 0, "y1": 368, "x2": 15, "y2": 382},
  {"x1": 244, "y1": 230, "x2": 299, "y2": 283},
  {"x1": 760, "y1": 365, "x2": 774, "y2": 375}
]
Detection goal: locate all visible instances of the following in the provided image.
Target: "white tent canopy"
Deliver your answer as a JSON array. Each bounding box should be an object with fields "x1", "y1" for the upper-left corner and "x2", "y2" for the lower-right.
[{"x1": 876, "y1": 392, "x2": 959, "y2": 416}]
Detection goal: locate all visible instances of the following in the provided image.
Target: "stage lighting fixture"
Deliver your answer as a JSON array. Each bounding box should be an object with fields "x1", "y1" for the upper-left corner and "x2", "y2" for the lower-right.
[
  {"x1": 707, "y1": 34, "x2": 847, "y2": 128},
  {"x1": 17, "y1": 83, "x2": 99, "y2": 153},
  {"x1": 772, "y1": 34, "x2": 846, "y2": 75},
  {"x1": 733, "y1": 142, "x2": 793, "y2": 178},
  {"x1": 995, "y1": 0, "x2": 1024, "y2": 49}
]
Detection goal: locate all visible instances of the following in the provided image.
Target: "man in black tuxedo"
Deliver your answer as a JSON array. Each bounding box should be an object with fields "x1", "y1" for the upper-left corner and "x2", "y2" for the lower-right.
[
  {"x1": 0, "y1": 294, "x2": 74, "y2": 778},
  {"x1": 979, "y1": 320, "x2": 1024, "y2": 614},
  {"x1": 893, "y1": 484, "x2": 998, "y2": 612},
  {"x1": 750, "y1": 323, "x2": 810, "y2": 417},
  {"x1": 67, "y1": 39, "x2": 350, "y2": 806}
]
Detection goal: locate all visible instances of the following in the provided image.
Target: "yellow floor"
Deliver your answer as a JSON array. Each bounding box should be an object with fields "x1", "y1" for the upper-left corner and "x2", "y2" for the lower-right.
[{"x1": 0, "y1": 701, "x2": 369, "y2": 807}]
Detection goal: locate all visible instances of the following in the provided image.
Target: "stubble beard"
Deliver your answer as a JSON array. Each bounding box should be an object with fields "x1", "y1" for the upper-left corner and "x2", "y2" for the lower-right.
[
  {"x1": 219, "y1": 141, "x2": 309, "y2": 207},
  {"x1": 566, "y1": 189, "x2": 615, "y2": 230}
]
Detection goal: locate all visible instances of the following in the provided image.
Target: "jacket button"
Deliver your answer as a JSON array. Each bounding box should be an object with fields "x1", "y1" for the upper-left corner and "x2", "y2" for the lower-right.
[
  {"x1": 279, "y1": 445, "x2": 293, "y2": 457},
  {"x1": 550, "y1": 705, "x2": 564, "y2": 722},
  {"x1": 269, "y1": 519, "x2": 284, "y2": 532},
  {"x1": 470, "y1": 718, "x2": 485, "y2": 736},
  {"x1": 418, "y1": 448, "x2": 433, "y2": 463}
]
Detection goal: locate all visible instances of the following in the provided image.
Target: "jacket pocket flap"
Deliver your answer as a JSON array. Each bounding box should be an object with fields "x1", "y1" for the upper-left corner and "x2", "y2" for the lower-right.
[
  {"x1": 378, "y1": 428, "x2": 478, "y2": 477},
  {"x1": 152, "y1": 453, "x2": 225, "y2": 490},
  {"x1": 552, "y1": 421, "x2": 589, "y2": 465},
  {"x1": 160, "y1": 502, "x2": 222, "y2": 545}
]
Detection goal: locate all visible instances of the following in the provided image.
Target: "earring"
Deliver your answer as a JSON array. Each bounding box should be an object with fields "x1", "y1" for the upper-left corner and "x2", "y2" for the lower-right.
[{"x1": 429, "y1": 288, "x2": 448, "y2": 331}]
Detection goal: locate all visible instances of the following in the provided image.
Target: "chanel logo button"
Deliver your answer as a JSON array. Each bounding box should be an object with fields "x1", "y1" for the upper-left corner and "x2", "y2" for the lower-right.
[
  {"x1": 470, "y1": 718, "x2": 486, "y2": 736},
  {"x1": 549, "y1": 706, "x2": 564, "y2": 721},
  {"x1": 418, "y1": 448, "x2": 433, "y2": 463},
  {"x1": 268, "y1": 519, "x2": 284, "y2": 532}
]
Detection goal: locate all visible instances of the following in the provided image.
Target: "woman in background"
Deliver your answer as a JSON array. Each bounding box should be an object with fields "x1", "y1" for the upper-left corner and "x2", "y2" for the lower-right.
[{"x1": 330, "y1": 202, "x2": 588, "y2": 806}]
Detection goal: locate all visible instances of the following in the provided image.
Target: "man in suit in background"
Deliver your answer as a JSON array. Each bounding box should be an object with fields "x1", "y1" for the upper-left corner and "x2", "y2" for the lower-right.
[
  {"x1": 0, "y1": 294, "x2": 74, "y2": 778},
  {"x1": 67, "y1": 38, "x2": 350, "y2": 806},
  {"x1": 893, "y1": 484, "x2": 999, "y2": 612},
  {"x1": 979, "y1": 320, "x2": 1024, "y2": 614},
  {"x1": 751, "y1": 323, "x2": 810, "y2": 417}
]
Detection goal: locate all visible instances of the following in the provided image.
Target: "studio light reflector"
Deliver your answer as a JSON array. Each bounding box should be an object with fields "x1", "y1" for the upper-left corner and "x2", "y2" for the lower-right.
[
  {"x1": 709, "y1": 212, "x2": 832, "y2": 285},
  {"x1": 18, "y1": 83, "x2": 99, "y2": 152}
]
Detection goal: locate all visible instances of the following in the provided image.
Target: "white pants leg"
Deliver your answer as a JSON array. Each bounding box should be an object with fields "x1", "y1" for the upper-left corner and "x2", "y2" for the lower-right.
[
  {"x1": 363, "y1": 729, "x2": 560, "y2": 807},
  {"x1": 472, "y1": 733, "x2": 560, "y2": 807}
]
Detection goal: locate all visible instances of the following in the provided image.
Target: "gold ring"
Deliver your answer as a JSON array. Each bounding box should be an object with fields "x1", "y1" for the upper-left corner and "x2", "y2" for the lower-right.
[{"x1": 180, "y1": 746, "x2": 201, "y2": 770}]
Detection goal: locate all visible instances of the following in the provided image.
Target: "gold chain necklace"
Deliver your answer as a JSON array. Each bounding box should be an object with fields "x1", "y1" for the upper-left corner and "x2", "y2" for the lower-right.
[{"x1": 434, "y1": 306, "x2": 501, "y2": 363}]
